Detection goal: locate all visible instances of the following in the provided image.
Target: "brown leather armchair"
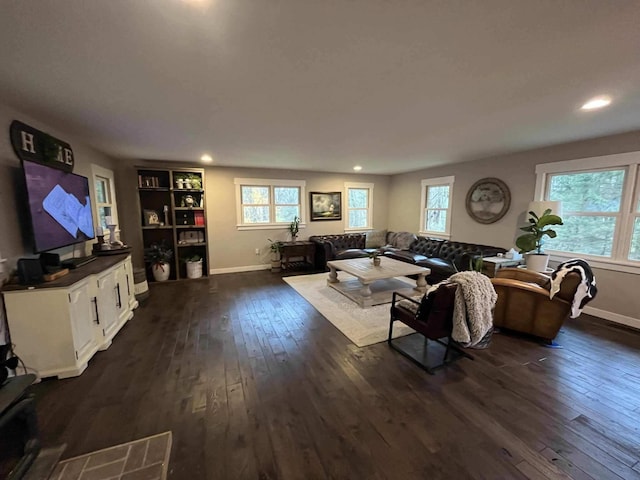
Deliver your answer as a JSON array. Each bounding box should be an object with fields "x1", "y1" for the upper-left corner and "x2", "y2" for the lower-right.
[{"x1": 491, "y1": 268, "x2": 587, "y2": 343}]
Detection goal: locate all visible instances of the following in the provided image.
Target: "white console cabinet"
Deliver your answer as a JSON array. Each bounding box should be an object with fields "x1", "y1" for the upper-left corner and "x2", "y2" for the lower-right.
[{"x1": 2, "y1": 254, "x2": 138, "y2": 379}]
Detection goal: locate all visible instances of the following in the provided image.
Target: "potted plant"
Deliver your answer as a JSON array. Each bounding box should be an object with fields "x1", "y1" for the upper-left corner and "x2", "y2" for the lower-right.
[
  {"x1": 268, "y1": 239, "x2": 283, "y2": 272},
  {"x1": 368, "y1": 250, "x2": 381, "y2": 266},
  {"x1": 187, "y1": 174, "x2": 202, "y2": 190},
  {"x1": 516, "y1": 208, "x2": 563, "y2": 272},
  {"x1": 289, "y1": 216, "x2": 300, "y2": 242},
  {"x1": 145, "y1": 242, "x2": 173, "y2": 281},
  {"x1": 182, "y1": 254, "x2": 203, "y2": 279}
]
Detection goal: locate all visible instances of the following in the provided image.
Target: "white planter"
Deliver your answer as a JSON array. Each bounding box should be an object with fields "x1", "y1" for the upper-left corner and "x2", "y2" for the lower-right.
[
  {"x1": 186, "y1": 260, "x2": 203, "y2": 279},
  {"x1": 152, "y1": 262, "x2": 171, "y2": 282},
  {"x1": 525, "y1": 253, "x2": 550, "y2": 273}
]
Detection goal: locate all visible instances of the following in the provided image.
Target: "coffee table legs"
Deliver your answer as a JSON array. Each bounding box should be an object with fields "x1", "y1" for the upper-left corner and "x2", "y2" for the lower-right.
[
  {"x1": 327, "y1": 265, "x2": 339, "y2": 283},
  {"x1": 415, "y1": 273, "x2": 427, "y2": 291},
  {"x1": 360, "y1": 282, "x2": 372, "y2": 299}
]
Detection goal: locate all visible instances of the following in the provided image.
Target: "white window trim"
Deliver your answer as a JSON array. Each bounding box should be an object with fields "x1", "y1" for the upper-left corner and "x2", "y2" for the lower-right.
[
  {"x1": 90, "y1": 164, "x2": 119, "y2": 240},
  {"x1": 534, "y1": 152, "x2": 640, "y2": 274},
  {"x1": 419, "y1": 176, "x2": 454, "y2": 239},
  {"x1": 344, "y1": 182, "x2": 374, "y2": 232},
  {"x1": 234, "y1": 177, "x2": 307, "y2": 230}
]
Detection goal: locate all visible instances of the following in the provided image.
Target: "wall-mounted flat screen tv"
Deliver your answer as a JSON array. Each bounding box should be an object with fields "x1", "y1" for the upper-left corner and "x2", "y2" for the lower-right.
[{"x1": 22, "y1": 160, "x2": 95, "y2": 253}]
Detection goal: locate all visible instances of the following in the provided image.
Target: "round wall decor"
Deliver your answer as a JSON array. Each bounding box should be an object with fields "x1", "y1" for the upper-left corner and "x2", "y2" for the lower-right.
[{"x1": 465, "y1": 177, "x2": 511, "y2": 224}]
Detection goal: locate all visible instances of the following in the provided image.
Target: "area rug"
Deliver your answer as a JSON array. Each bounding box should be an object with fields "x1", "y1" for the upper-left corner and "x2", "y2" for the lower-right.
[
  {"x1": 284, "y1": 272, "x2": 419, "y2": 347},
  {"x1": 50, "y1": 431, "x2": 172, "y2": 480}
]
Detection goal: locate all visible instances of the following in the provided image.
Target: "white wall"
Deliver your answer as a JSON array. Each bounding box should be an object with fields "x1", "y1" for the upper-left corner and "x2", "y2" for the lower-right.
[{"x1": 388, "y1": 130, "x2": 640, "y2": 325}]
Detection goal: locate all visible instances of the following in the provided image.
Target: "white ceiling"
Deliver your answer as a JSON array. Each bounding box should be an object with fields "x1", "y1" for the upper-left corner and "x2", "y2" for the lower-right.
[{"x1": 1, "y1": 1, "x2": 639, "y2": 174}]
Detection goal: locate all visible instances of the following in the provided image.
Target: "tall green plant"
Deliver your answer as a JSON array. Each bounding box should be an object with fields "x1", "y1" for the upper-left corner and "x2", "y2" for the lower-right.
[
  {"x1": 516, "y1": 209, "x2": 563, "y2": 254},
  {"x1": 289, "y1": 216, "x2": 300, "y2": 238}
]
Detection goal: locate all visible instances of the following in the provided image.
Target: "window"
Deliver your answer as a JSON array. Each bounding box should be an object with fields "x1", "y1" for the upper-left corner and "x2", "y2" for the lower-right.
[
  {"x1": 234, "y1": 178, "x2": 306, "y2": 229},
  {"x1": 345, "y1": 182, "x2": 373, "y2": 230},
  {"x1": 534, "y1": 152, "x2": 640, "y2": 269},
  {"x1": 420, "y1": 176, "x2": 454, "y2": 237},
  {"x1": 91, "y1": 165, "x2": 119, "y2": 239}
]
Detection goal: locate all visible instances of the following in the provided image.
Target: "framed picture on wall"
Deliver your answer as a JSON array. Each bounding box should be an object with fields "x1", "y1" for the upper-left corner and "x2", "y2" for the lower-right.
[{"x1": 310, "y1": 192, "x2": 342, "y2": 221}]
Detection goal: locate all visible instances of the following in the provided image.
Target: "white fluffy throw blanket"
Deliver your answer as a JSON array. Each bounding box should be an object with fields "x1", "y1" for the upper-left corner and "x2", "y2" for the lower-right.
[{"x1": 448, "y1": 271, "x2": 497, "y2": 347}]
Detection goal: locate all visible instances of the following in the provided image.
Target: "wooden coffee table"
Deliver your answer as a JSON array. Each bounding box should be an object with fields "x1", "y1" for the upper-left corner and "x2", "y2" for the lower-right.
[{"x1": 326, "y1": 257, "x2": 430, "y2": 308}]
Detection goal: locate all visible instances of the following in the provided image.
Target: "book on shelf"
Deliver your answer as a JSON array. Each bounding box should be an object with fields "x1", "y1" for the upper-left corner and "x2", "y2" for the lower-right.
[
  {"x1": 138, "y1": 176, "x2": 160, "y2": 188},
  {"x1": 194, "y1": 211, "x2": 205, "y2": 226}
]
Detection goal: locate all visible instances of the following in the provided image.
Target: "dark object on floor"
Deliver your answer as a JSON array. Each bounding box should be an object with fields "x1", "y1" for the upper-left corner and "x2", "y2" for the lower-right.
[
  {"x1": 0, "y1": 345, "x2": 19, "y2": 385},
  {"x1": 388, "y1": 283, "x2": 473, "y2": 374},
  {"x1": 0, "y1": 374, "x2": 39, "y2": 480}
]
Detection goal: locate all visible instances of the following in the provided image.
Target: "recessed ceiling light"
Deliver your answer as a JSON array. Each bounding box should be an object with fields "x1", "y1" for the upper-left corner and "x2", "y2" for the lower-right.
[
  {"x1": 581, "y1": 96, "x2": 612, "y2": 111},
  {"x1": 200, "y1": 154, "x2": 212, "y2": 163},
  {"x1": 353, "y1": 165, "x2": 362, "y2": 171}
]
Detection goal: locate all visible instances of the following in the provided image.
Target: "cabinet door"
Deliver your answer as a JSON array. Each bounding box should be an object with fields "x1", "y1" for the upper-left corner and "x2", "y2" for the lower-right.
[
  {"x1": 114, "y1": 263, "x2": 132, "y2": 322},
  {"x1": 96, "y1": 271, "x2": 119, "y2": 341},
  {"x1": 69, "y1": 282, "x2": 98, "y2": 361}
]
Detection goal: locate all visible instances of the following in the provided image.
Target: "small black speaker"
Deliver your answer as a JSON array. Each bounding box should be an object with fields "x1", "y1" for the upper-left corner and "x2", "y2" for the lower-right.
[
  {"x1": 40, "y1": 252, "x2": 61, "y2": 273},
  {"x1": 17, "y1": 258, "x2": 44, "y2": 285}
]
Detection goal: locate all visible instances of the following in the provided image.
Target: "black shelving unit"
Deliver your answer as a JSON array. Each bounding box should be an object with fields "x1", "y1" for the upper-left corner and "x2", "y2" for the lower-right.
[{"x1": 136, "y1": 167, "x2": 208, "y2": 281}]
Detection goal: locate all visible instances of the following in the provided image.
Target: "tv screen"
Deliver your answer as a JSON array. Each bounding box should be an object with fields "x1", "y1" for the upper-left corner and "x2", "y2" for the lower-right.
[{"x1": 22, "y1": 160, "x2": 95, "y2": 253}]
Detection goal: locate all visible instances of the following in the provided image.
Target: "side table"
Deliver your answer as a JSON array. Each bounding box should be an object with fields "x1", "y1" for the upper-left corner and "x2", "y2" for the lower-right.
[
  {"x1": 281, "y1": 241, "x2": 315, "y2": 270},
  {"x1": 481, "y1": 256, "x2": 524, "y2": 277}
]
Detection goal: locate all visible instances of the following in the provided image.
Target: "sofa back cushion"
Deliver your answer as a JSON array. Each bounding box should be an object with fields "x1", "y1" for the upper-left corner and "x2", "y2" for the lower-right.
[
  {"x1": 365, "y1": 229, "x2": 387, "y2": 248},
  {"x1": 439, "y1": 241, "x2": 506, "y2": 270},
  {"x1": 386, "y1": 231, "x2": 417, "y2": 250},
  {"x1": 410, "y1": 236, "x2": 446, "y2": 257},
  {"x1": 314, "y1": 233, "x2": 365, "y2": 250}
]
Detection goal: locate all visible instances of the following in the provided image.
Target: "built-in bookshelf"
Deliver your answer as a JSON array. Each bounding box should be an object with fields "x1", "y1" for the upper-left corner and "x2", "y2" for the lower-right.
[{"x1": 136, "y1": 167, "x2": 208, "y2": 281}]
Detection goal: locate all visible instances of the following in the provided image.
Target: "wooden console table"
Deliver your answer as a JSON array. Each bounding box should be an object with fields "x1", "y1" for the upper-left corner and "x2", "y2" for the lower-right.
[{"x1": 281, "y1": 241, "x2": 315, "y2": 270}]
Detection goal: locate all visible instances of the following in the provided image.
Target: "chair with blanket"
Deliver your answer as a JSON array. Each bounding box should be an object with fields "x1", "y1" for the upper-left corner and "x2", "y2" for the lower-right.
[
  {"x1": 491, "y1": 259, "x2": 597, "y2": 344},
  {"x1": 388, "y1": 283, "x2": 473, "y2": 374}
]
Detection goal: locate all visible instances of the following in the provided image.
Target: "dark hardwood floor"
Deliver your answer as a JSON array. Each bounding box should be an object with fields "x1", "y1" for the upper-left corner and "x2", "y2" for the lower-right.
[{"x1": 31, "y1": 271, "x2": 640, "y2": 479}]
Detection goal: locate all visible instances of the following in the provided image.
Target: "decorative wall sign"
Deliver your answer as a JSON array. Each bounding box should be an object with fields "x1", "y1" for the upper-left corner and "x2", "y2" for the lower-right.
[
  {"x1": 310, "y1": 192, "x2": 342, "y2": 221},
  {"x1": 10, "y1": 120, "x2": 74, "y2": 172},
  {"x1": 465, "y1": 177, "x2": 511, "y2": 224}
]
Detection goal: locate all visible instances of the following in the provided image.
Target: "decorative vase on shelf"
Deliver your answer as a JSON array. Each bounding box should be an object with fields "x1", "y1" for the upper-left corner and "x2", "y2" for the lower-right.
[
  {"x1": 152, "y1": 262, "x2": 171, "y2": 282},
  {"x1": 176, "y1": 178, "x2": 184, "y2": 189}
]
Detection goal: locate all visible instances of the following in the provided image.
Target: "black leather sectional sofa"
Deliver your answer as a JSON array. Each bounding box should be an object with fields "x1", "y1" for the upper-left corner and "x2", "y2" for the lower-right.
[{"x1": 310, "y1": 232, "x2": 506, "y2": 284}]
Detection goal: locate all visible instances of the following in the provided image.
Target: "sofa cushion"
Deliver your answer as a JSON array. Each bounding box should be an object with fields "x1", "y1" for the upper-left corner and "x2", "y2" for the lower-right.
[
  {"x1": 387, "y1": 231, "x2": 417, "y2": 250},
  {"x1": 410, "y1": 237, "x2": 445, "y2": 257},
  {"x1": 417, "y1": 257, "x2": 456, "y2": 273},
  {"x1": 335, "y1": 249, "x2": 370, "y2": 260},
  {"x1": 384, "y1": 250, "x2": 428, "y2": 264},
  {"x1": 365, "y1": 229, "x2": 388, "y2": 248}
]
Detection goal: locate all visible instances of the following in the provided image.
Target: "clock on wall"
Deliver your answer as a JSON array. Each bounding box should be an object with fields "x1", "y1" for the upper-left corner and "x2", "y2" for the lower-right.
[{"x1": 465, "y1": 177, "x2": 511, "y2": 224}]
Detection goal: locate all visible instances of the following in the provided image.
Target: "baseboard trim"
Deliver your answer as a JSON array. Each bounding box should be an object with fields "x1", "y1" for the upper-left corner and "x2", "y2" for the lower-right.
[
  {"x1": 583, "y1": 306, "x2": 640, "y2": 330},
  {"x1": 209, "y1": 264, "x2": 271, "y2": 275}
]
